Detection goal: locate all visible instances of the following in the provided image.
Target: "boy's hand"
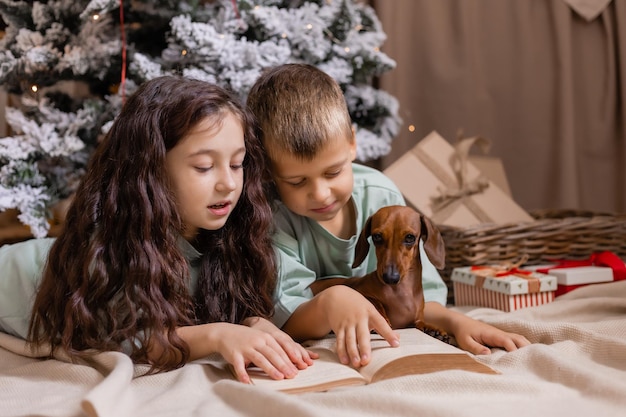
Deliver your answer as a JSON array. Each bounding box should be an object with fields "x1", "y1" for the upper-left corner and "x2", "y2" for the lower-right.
[
  {"x1": 318, "y1": 286, "x2": 399, "y2": 367},
  {"x1": 423, "y1": 302, "x2": 531, "y2": 355},
  {"x1": 452, "y1": 319, "x2": 531, "y2": 354}
]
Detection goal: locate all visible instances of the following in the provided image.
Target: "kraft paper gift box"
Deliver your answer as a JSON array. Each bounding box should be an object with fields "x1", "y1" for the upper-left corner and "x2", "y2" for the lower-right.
[
  {"x1": 383, "y1": 131, "x2": 533, "y2": 228},
  {"x1": 451, "y1": 266, "x2": 557, "y2": 312}
]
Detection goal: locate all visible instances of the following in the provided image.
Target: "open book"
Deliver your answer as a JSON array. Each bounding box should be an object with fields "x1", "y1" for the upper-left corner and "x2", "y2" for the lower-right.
[{"x1": 198, "y1": 328, "x2": 498, "y2": 394}]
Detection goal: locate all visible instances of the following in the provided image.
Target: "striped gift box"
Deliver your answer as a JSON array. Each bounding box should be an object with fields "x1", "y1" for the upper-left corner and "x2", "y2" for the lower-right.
[{"x1": 451, "y1": 266, "x2": 557, "y2": 312}]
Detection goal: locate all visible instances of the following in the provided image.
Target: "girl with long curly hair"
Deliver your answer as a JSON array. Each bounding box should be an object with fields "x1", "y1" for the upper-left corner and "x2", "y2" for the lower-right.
[{"x1": 0, "y1": 76, "x2": 315, "y2": 384}]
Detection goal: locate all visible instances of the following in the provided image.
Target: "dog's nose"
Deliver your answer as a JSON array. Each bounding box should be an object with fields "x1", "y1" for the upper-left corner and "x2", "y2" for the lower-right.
[{"x1": 382, "y1": 267, "x2": 400, "y2": 285}]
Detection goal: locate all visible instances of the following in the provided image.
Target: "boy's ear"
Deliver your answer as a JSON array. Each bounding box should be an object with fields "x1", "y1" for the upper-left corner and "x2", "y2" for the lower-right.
[{"x1": 349, "y1": 126, "x2": 357, "y2": 161}]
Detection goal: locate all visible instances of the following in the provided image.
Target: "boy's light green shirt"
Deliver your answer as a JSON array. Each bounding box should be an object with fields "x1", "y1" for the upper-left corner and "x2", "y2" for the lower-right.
[{"x1": 271, "y1": 163, "x2": 448, "y2": 328}]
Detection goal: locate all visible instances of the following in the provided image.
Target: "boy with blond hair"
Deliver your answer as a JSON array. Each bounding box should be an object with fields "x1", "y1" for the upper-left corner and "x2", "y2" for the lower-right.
[{"x1": 247, "y1": 63, "x2": 529, "y2": 368}]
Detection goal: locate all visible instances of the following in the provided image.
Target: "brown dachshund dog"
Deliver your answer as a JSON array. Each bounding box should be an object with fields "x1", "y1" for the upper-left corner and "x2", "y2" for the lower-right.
[{"x1": 309, "y1": 205, "x2": 449, "y2": 341}]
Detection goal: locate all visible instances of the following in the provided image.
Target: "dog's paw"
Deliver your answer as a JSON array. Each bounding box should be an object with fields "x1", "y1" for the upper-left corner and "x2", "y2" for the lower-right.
[{"x1": 421, "y1": 327, "x2": 452, "y2": 345}]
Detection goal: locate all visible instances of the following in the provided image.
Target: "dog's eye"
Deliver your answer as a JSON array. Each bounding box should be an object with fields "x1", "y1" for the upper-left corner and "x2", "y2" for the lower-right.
[
  {"x1": 404, "y1": 234, "x2": 416, "y2": 245},
  {"x1": 371, "y1": 233, "x2": 383, "y2": 245}
]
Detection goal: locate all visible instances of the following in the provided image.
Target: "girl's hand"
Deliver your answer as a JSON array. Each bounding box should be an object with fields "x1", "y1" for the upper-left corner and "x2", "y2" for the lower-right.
[
  {"x1": 212, "y1": 323, "x2": 306, "y2": 384},
  {"x1": 242, "y1": 316, "x2": 318, "y2": 370}
]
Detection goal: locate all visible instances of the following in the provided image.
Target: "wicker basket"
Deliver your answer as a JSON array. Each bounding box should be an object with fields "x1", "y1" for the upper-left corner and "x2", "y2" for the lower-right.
[{"x1": 438, "y1": 209, "x2": 626, "y2": 305}]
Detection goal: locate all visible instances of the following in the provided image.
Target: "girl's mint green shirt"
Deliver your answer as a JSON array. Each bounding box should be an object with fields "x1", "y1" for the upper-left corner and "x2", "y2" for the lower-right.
[
  {"x1": 0, "y1": 237, "x2": 202, "y2": 340},
  {"x1": 271, "y1": 163, "x2": 448, "y2": 328}
]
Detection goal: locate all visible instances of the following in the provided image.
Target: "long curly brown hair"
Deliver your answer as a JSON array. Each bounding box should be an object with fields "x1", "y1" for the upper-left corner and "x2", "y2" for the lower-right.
[{"x1": 28, "y1": 76, "x2": 276, "y2": 371}]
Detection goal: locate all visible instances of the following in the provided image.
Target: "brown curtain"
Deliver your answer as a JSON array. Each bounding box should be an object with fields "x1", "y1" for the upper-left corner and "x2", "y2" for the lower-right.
[{"x1": 374, "y1": 0, "x2": 626, "y2": 213}]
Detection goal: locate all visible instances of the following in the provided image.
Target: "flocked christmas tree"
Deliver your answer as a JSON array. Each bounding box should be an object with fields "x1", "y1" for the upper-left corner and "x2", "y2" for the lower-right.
[{"x1": 0, "y1": 0, "x2": 401, "y2": 238}]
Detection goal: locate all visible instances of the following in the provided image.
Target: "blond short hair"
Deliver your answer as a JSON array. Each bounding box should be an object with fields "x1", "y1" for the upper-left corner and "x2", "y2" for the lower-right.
[{"x1": 247, "y1": 63, "x2": 353, "y2": 161}]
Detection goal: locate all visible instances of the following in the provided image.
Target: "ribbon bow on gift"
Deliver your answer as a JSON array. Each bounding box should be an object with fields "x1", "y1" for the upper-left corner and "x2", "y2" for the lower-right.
[
  {"x1": 537, "y1": 251, "x2": 626, "y2": 281},
  {"x1": 431, "y1": 132, "x2": 491, "y2": 211},
  {"x1": 470, "y1": 255, "x2": 542, "y2": 293}
]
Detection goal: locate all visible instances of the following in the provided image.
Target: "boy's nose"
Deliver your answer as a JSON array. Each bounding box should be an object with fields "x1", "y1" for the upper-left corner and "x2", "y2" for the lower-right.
[{"x1": 309, "y1": 180, "x2": 331, "y2": 201}]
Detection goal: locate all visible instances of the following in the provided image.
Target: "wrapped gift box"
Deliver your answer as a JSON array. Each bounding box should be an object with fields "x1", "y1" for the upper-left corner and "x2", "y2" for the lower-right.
[
  {"x1": 451, "y1": 266, "x2": 557, "y2": 312},
  {"x1": 524, "y1": 252, "x2": 626, "y2": 296},
  {"x1": 525, "y1": 264, "x2": 617, "y2": 297},
  {"x1": 550, "y1": 267, "x2": 614, "y2": 296},
  {"x1": 383, "y1": 131, "x2": 533, "y2": 228}
]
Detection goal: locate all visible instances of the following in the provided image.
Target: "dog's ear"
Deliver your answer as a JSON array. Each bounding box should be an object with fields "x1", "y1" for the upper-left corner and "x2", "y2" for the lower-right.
[
  {"x1": 419, "y1": 215, "x2": 446, "y2": 270},
  {"x1": 352, "y1": 214, "x2": 373, "y2": 268}
]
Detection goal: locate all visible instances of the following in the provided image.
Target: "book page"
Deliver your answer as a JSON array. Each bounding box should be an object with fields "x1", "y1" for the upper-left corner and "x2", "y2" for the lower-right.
[
  {"x1": 305, "y1": 328, "x2": 498, "y2": 383},
  {"x1": 246, "y1": 349, "x2": 366, "y2": 394},
  {"x1": 303, "y1": 328, "x2": 461, "y2": 355},
  {"x1": 361, "y1": 329, "x2": 499, "y2": 381},
  {"x1": 193, "y1": 350, "x2": 365, "y2": 394}
]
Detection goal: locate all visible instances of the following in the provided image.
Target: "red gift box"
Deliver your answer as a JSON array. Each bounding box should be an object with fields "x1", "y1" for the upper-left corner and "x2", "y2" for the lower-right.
[{"x1": 534, "y1": 251, "x2": 626, "y2": 296}]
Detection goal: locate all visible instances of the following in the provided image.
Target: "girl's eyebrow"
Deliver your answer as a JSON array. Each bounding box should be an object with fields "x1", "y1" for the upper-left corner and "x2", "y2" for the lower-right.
[{"x1": 188, "y1": 146, "x2": 246, "y2": 157}]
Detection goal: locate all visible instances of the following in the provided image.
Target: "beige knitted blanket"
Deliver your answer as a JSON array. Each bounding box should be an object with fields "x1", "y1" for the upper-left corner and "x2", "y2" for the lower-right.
[{"x1": 2, "y1": 281, "x2": 625, "y2": 417}]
